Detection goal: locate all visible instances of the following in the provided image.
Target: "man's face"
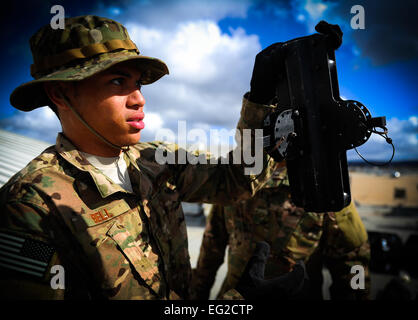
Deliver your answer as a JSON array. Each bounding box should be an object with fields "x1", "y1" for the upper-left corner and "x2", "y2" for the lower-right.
[{"x1": 67, "y1": 61, "x2": 146, "y2": 149}]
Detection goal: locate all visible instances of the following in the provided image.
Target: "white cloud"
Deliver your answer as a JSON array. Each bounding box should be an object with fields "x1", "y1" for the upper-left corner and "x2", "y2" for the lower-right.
[
  {"x1": 291, "y1": 0, "x2": 341, "y2": 34},
  {"x1": 1, "y1": 2, "x2": 416, "y2": 162},
  {"x1": 304, "y1": 0, "x2": 327, "y2": 20},
  {"x1": 128, "y1": 21, "x2": 259, "y2": 84},
  {"x1": 0, "y1": 107, "x2": 61, "y2": 144},
  {"x1": 141, "y1": 111, "x2": 164, "y2": 141},
  {"x1": 110, "y1": 0, "x2": 251, "y2": 30},
  {"x1": 144, "y1": 112, "x2": 164, "y2": 131},
  {"x1": 347, "y1": 116, "x2": 418, "y2": 161},
  {"x1": 129, "y1": 19, "x2": 261, "y2": 143},
  {"x1": 409, "y1": 116, "x2": 418, "y2": 126}
]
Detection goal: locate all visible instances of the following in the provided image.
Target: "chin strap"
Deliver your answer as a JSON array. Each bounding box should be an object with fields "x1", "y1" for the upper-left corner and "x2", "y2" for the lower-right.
[{"x1": 61, "y1": 94, "x2": 129, "y2": 153}]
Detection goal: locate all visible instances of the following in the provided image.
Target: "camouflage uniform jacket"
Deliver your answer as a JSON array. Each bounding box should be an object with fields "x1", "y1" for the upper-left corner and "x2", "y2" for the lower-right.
[
  {"x1": 192, "y1": 165, "x2": 371, "y2": 300},
  {"x1": 0, "y1": 96, "x2": 274, "y2": 300}
]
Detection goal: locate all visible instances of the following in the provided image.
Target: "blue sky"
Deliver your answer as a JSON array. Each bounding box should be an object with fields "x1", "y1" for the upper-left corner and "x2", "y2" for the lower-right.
[{"x1": 0, "y1": 0, "x2": 416, "y2": 161}]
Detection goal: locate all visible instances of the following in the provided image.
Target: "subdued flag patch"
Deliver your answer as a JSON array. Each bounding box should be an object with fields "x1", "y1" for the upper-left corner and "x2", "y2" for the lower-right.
[{"x1": 0, "y1": 231, "x2": 55, "y2": 278}]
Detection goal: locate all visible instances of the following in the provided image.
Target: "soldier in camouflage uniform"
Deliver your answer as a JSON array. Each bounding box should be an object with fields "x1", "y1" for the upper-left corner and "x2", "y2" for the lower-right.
[
  {"x1": 0, "y1": 15, "x2": 282, "y2": 299},
  {"x1": 192, "y1": 163, "x2": 371, "y2": 300}
]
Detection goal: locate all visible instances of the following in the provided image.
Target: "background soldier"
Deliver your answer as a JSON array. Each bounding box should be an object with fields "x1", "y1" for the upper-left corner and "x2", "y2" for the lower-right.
[
  {"x1": 192, "y1": 163, "x2": 371, "y2": 300},
  {"x1": 0, "y1": 15, "x2": 292, "y2": 299}
]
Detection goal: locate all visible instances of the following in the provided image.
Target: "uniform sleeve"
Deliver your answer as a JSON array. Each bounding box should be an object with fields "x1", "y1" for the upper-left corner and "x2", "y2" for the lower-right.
[
  {"x1": 0, "y1": 185, "x2": 100, "y2": 299},
  {"x1": 173, "y1": 94, "x2": 277, "y2": 205},
  {"x1": 219, "y1": 288, "x2": 245, "y2": 300},
  {"x1": 0, "y1": 199, "x2": 65, "y2": 299},
  {"x1": 191, "y1": 205, "x2": 229, "y2": 299},
  {"x1": 321, "y1": 201, "x2": 371, "y2": 300}
]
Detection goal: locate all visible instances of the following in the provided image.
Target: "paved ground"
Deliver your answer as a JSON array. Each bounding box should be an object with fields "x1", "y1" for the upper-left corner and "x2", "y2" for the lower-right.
[{"x1": 187, "y1": 225, "x2": 227, "y2": 299}]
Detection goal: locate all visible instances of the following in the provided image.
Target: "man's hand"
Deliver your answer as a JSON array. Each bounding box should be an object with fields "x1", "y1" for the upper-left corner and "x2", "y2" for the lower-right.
[
  {"x1": 249, "y1": 42, "x2": 284, "y2": 105},
  {"x1": 236, "y1": 241, "x2": 308, "y2": 300},
  {"x1": 315, "y1": 20, "x2": 343, "y2": 50}
]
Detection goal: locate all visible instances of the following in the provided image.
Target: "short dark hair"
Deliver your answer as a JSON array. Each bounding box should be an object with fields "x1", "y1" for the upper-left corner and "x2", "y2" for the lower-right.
[{"x1": 44, "y1": 80, "x2": 80, "y2": 120}]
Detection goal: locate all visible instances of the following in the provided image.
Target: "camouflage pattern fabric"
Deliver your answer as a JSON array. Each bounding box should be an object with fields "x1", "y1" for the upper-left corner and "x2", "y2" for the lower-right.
[
  {"x1": 191, "y1": 166, "x2": 371, "y2": 300},
  {"x1": 221, "y1": 289, "x2": 244, "y2": 300},
  {"x1": 0, "y1": 96, "x2": 274, "y2": 300}
]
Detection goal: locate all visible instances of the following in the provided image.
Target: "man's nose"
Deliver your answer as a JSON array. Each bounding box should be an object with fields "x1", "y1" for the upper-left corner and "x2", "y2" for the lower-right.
[{"x1": 127, "y1": 88, "x2": 145, "y2": 109}]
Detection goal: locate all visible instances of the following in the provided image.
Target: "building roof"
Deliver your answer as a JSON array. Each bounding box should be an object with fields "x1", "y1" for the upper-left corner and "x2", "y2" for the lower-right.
[{"x1": 0, "y1": 129, "x2": 51, "y2": 187}]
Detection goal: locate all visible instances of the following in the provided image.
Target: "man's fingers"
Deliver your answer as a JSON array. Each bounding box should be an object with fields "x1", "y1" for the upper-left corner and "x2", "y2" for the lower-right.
[
  {"x1": 267, "y1": 260, "x2": 307, "y2": 296},
  {"x1": 314, "y1": 20, "x2": 328, "y2": 33},
  {"x1": 290, "y1": 260, "x2": 308, "y2": 291},
  {"x1": 315, "y1": 20, "x2": 340, "y2": 35},
  {"x1": 248, "y1": 241, "x2": 270, "y2": 280},
  {"x1": 253, "y1": 241, "x2": 270, "y2": 260},
  {"x1": 315, "y1": 20, "x2": 343, "y2": 49},
  {"x1": 247, "y1": 241, "x2": 270, "y2": 280},
  {"x1": 256, "y1": 42, "x2": 283, "y2": 64},
  {"x1": 250, "y1": 41, "x2": 284, "y2": 104},
  {"x1": 261, "y1": 42, "x2": 282, "y2": 55},
  {"x1": 235, "y1": 242, "x2": 270, "y2": 299}
]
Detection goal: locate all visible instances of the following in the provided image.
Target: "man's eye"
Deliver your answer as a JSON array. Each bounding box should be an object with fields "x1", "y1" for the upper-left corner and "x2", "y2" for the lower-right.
[{"x1": 111, "y1": 78, "x2": 124, "y2": 85}]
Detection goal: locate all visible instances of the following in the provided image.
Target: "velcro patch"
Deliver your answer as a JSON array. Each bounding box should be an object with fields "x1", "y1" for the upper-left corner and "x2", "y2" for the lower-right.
[{"x1": 0, "y1": 231, "x2": 55, "y2": 278}]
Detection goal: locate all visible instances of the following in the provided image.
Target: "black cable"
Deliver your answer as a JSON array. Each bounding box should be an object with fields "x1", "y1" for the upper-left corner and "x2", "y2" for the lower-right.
[{"x1": 354, "y1": 127, "x2": 395, "y2": 166}]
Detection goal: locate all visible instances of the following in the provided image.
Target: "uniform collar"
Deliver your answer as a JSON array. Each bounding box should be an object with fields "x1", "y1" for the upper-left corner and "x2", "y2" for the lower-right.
[{"x1": 55, "y1": 133, "x2": 137, "y2": 198}]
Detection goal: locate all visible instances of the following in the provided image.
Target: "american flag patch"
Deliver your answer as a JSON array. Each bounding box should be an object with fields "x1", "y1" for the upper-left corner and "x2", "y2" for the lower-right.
[{"x1": 0, "y1": 231, "x2": 55, "y2": 278}]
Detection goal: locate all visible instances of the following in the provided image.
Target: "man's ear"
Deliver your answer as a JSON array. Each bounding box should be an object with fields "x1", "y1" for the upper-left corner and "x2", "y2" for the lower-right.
[{"x1": 43, "y1": 82, "x2": 69, "y2": 110}]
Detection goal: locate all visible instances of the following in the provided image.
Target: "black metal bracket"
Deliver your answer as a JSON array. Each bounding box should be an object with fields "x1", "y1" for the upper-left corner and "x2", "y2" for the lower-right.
[{"x1": 262, "y1": 32, "x2": 393, "y2": 212}]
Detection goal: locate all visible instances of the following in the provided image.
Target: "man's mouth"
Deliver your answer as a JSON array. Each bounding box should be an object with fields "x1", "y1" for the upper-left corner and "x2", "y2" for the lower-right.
[{"x1": 127, "y1": 114, "x2": 145, "y2": 130}]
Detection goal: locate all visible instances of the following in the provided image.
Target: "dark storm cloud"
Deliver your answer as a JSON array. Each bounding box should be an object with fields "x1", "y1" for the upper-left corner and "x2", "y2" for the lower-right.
[
  {"x1": 325, "y1": 0, "x2": 418, "y2": 65},
  {"x1": 255, "y1": 0, "x2": 418, "y2": 65}
]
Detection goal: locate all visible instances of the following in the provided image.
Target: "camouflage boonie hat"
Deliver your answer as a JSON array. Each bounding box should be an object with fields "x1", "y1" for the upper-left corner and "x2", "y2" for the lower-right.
[{"x1": 10, "y1": 15, "x2": 169, "y2": 111}]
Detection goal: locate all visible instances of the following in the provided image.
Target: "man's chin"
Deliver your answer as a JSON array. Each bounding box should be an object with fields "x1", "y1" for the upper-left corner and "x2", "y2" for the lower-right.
[{"x1": 122, "y1": 132, "x2": 142, "y2": 146}]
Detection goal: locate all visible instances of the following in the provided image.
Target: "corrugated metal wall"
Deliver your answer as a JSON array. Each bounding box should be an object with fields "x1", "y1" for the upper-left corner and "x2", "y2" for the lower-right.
[{"x1": 0, "y1": 129, "x2": 51, "y2": 187}]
